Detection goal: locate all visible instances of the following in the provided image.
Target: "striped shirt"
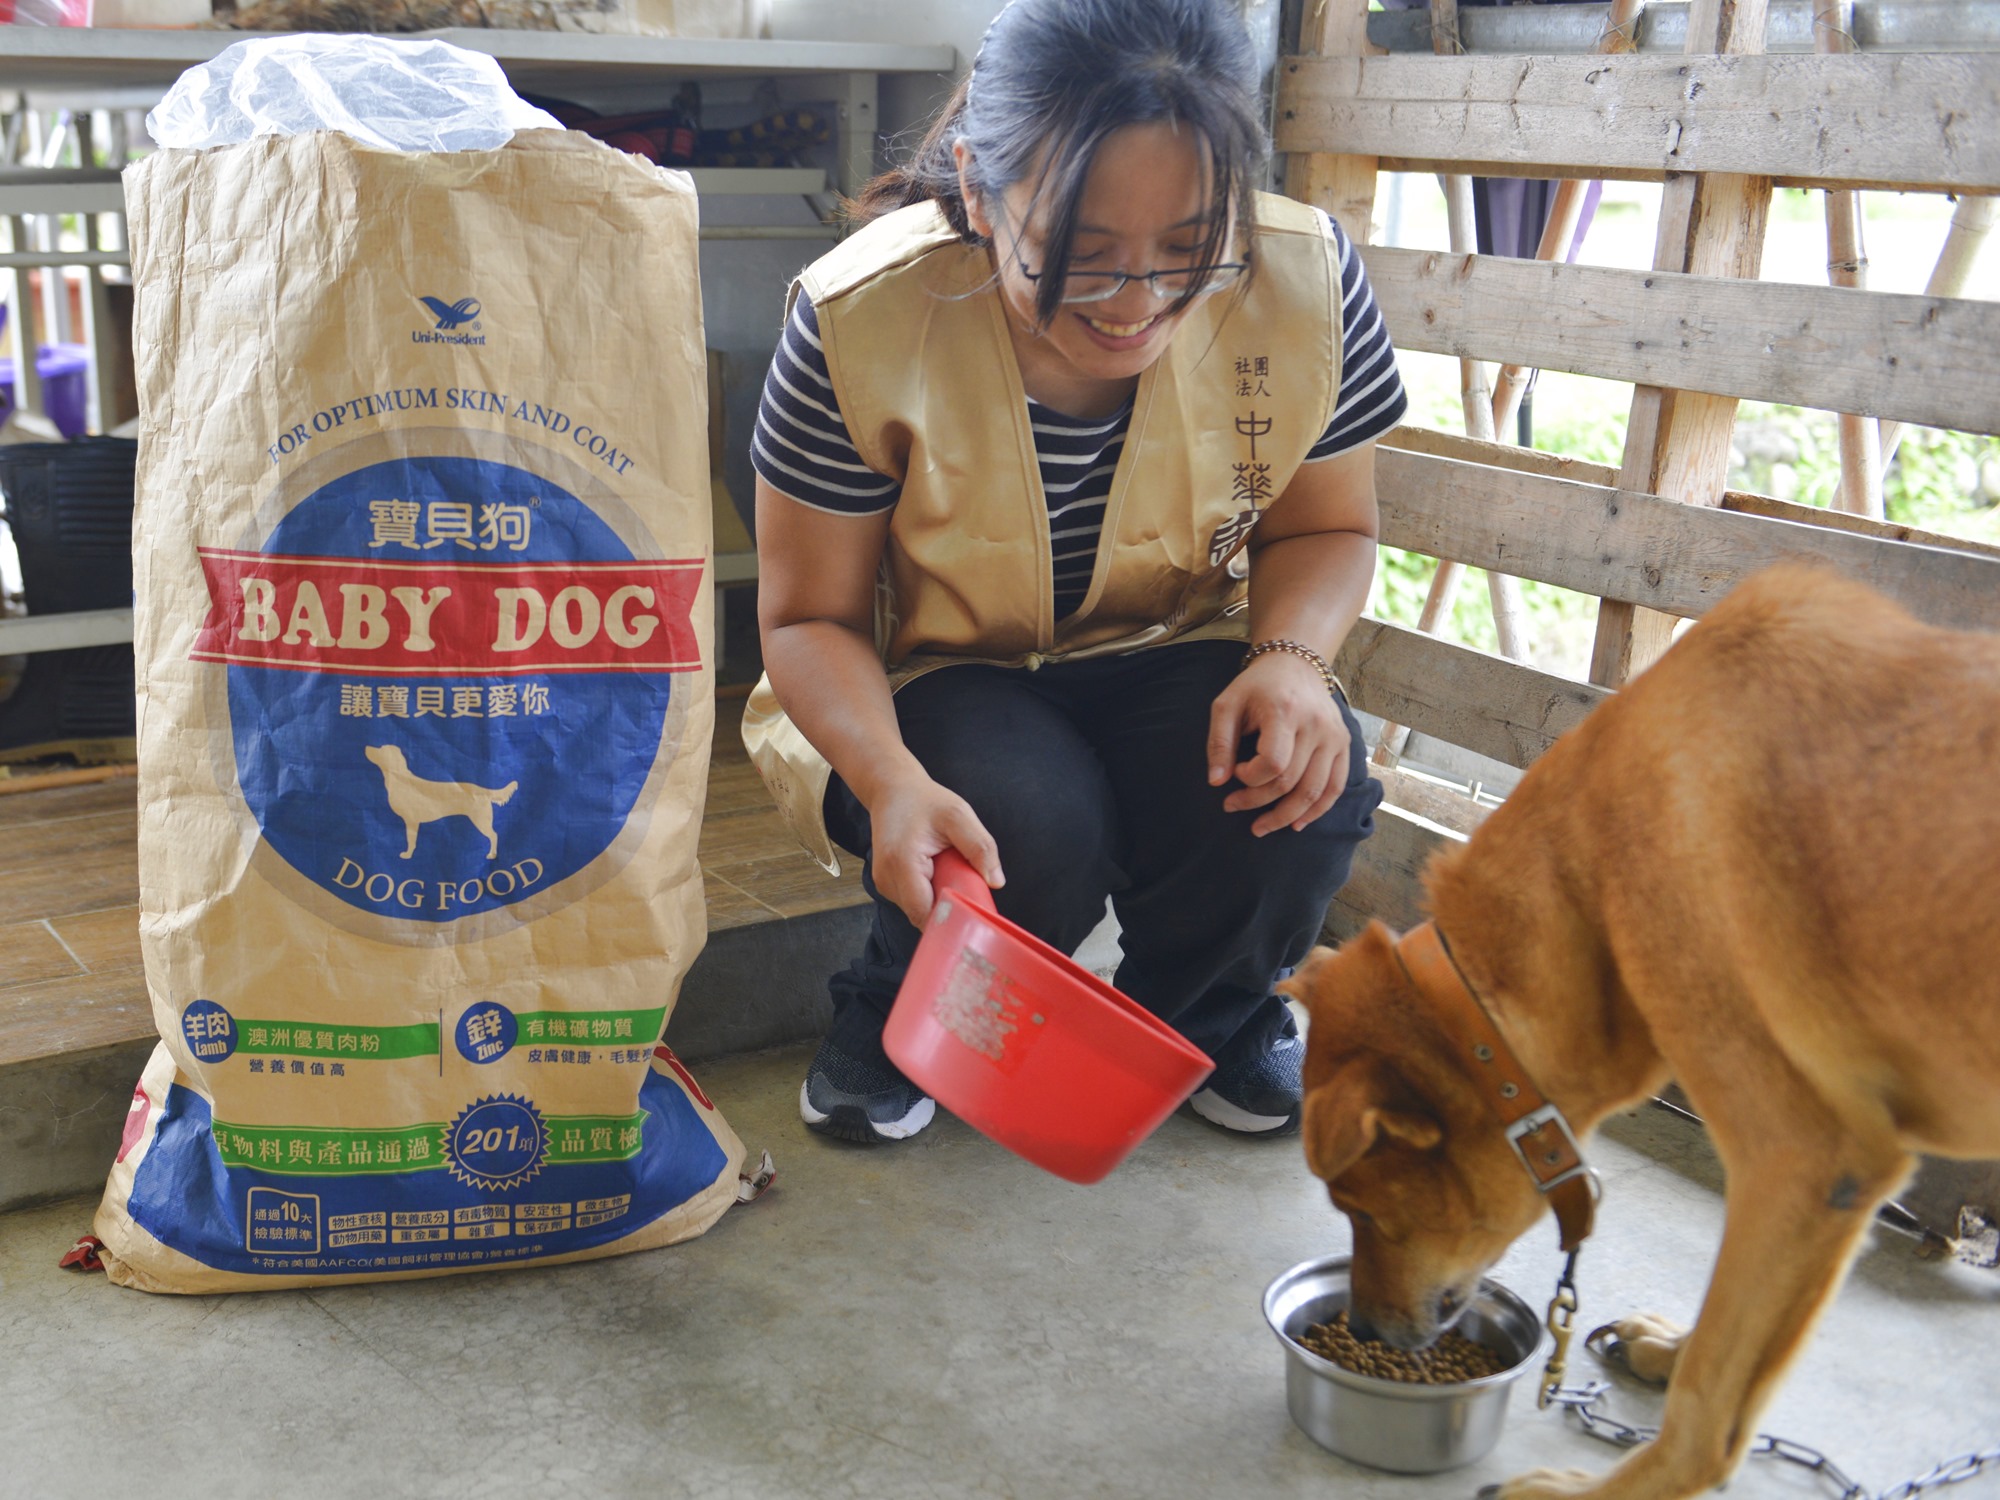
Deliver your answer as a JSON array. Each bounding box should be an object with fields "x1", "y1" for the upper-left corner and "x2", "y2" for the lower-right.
[{"x1": 753, "y1": 209, "x2": 1408, "y2": 621}]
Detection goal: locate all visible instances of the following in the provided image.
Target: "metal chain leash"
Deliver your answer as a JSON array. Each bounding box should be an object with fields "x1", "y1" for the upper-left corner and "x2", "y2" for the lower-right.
[
  {"x1": 1547, "y1": 1377, "x2": 2000, "y2": 1500},
  {"x1": 1535, "y1": 1253, "x2": 2000, "y2": 1500}
]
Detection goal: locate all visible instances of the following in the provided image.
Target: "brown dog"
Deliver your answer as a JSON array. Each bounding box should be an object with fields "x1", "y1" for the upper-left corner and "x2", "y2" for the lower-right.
[{"x1": 1282, "y1": 563, "x2": 2000, "y2": 1500}]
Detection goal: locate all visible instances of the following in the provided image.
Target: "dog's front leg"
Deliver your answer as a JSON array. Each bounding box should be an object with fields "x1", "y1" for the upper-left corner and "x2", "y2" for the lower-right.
[{"x1": 1492, "y1": 1154, "x2": 1901, "y2": 1500}]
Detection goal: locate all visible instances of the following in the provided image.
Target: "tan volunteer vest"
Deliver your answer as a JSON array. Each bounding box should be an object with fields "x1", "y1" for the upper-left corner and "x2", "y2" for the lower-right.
[{"x1": 744, "y1": 191, "x2": 1344, "y2": 870}]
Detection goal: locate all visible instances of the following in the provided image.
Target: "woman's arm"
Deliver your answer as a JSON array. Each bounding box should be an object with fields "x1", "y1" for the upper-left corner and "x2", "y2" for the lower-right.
[
  {"x1": 754, "y1": 476, "x2": 1004, "y2": 922},
  {"x1": 1204, "y1": 442, "x2": 1381, "y2": 836}
]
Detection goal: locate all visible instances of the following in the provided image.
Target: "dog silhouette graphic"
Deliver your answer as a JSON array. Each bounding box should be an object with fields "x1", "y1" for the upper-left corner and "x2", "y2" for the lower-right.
[{"x1": 363, "y1": 744, "x2": 517, "y2": 860}]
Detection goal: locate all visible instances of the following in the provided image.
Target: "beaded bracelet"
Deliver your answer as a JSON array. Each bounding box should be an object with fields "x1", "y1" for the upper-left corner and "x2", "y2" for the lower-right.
[{"x1": 1241, "y1": 638, "x2": 1340, "y2": 698}]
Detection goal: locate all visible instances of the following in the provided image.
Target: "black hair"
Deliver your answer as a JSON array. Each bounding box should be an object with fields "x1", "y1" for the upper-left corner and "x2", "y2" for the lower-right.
[{"x1": 850, "y1": 0, "x2": 1269, "y2": 329}]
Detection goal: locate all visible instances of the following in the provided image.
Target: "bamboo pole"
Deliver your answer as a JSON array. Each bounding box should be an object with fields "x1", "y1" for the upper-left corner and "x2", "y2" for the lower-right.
[
  {"x1": 1487, "y1": 0, "x2": 1644, "y2": 441},
  {"x1": 1878, "y1": 194, "x2": 1998, "y2": 468},
  {"x1": 1815, "y1": 2, "x2": 1883, "y2": 518},
  {"x1": 1400, "y1": 0, "x2": 1648, "y2": 680},
  {"x1": 1376, "y1": 0, "x2": 1522, "y2": 764},
  {"x1": 1399, "y1": 0, "x2": 1653, "y2": 691},
  {"x1": 1444, "y1": 178, "x2": 1533, "y2": 665}
]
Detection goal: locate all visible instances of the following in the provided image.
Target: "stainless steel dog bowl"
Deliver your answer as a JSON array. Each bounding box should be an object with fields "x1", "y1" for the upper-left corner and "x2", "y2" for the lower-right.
[{"x1": 1263, "y1": 1254, "x2": 1549, "y2": 1473}]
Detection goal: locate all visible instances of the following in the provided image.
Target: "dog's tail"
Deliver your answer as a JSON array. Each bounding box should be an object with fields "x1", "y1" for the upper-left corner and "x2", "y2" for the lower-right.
[{"x1": 493, "y1": 781, "x2": 518, "y2": 806}]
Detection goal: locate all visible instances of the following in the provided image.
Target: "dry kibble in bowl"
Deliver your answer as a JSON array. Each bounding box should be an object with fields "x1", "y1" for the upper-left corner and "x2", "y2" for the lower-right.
[{"x1": 1299, "y1": 1310, "x2": 1509, "y2": 1384}]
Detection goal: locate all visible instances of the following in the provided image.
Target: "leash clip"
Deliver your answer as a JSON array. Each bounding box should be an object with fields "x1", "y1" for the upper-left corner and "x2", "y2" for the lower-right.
[{"x1": 1539, "y1": 1249, "x2": 1582, "y2": 1409}]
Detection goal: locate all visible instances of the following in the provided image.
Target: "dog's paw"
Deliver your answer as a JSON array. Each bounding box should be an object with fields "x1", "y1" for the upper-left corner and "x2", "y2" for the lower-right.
[
  {"x1": 1479, "y1": 1466, "x2": 1604, "y2": 1500},
  {"x1": 1586, "y1": 1313, "x2": 1687, "y2": 1386}
]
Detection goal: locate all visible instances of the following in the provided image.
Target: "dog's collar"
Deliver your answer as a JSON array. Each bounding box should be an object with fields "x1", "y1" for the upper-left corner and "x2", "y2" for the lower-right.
[{"x1": 1393, "y1": 921, "x2": 1599, "y2": 1253}]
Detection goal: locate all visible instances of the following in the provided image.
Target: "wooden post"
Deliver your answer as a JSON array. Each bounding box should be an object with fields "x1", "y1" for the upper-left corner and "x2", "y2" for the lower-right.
[
  {"x1": 1282, "y1": 0, "x2": 1381, "y2": 241},
  {"x1": 1488, "y1": 0, "x2": 1644, "y2": 440},
  {"x1": 1422, "y1": 0, "x2": 1485, "y2": 680},
  {"x1": 1816, "y1": 1, "x2": 1883, "y2": 518},
  {"x1": 1401, "y1": 0, "x2": 1532, "y2": 688},
  {"x1": 1590, "y1": 0, "x2": 1775, "y2": 689}
]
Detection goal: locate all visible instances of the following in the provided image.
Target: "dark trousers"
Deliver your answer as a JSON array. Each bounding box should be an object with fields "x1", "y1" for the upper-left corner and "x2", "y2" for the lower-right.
[{"x1": 821, "y1": 640, "x2": 1384, "y2": 1061}]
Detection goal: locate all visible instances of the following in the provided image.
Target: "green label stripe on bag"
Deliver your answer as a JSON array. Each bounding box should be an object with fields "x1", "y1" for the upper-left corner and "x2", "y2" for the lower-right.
[
  {"x1": 543, "y1": 1111, "x2": 647, "y2": 1165},
  {"x1": 237, "y1": 1019, "x2": 440, "y2": 1061},
  {"x1": 210, "y1": 1110, "x2": 648, "y2": 1176},
  {"x1": 230, "y1": 1006, "x2": 665, "y2": 1063},
  {"x1": 212, "y1": 1120, "x2": 451, "y2": 1176},
  {"x1": 516, "y1": 1007, "x2": 666, "y2": 1046}
]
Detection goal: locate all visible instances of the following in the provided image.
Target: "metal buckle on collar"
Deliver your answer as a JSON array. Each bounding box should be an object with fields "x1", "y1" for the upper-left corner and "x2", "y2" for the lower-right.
[{"x1": 1506, "y1": 1103, "x2": 1594, "y2": 1195}]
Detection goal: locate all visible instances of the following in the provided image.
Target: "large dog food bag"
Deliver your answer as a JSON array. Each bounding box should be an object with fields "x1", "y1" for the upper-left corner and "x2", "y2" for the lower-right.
[{"x1": 93, "y1": 37, "x2": 745, "y2": 1291}]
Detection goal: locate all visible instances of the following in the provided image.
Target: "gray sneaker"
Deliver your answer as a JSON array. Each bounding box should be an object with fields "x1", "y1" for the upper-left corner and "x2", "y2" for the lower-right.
[
  {"x1": 1188, "y1": 1030, "x2": 1303, "y2": 1135},
  {"x1": 798, "y1": 1025, "x2": 936, "y2": 1144}
]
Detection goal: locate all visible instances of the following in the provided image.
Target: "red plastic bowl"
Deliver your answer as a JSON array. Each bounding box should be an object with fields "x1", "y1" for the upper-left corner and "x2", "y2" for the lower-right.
[{"x1": 882, "y1": 851, "x2": 1214, "y2": 1184}]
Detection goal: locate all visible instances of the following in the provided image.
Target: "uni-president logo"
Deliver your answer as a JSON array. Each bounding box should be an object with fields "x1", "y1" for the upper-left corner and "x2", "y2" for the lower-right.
[
  {"x1": 191, "y1": 444, "x2": 704, "y2": 925},
  {"x1": 419, "y1": 296, "x2": 481, "y2": 331}
]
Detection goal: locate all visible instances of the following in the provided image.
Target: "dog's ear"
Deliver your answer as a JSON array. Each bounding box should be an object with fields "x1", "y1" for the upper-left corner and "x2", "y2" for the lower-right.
[
  {"x1": 1302, "y1": 1053, "x2": 1444, "y2": 1183},
  {"x1": 1276, "y1": 944, "x2": 1338, "y2": 1004},
  {"x1": 1279, "y1": 924, "x2": 1400, "y2": 1023}
]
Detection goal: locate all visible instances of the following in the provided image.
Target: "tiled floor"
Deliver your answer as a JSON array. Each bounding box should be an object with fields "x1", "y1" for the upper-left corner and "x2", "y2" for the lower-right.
[
  {"x1": 0, "y1": 692, "x2": 863, "y2": 1074},
  {"x1": 0, "y1": 773, "x2": 148, "y2": 1075},
  {"x1": 698, "y1": 694, "x2": 867, "y2": 930}
]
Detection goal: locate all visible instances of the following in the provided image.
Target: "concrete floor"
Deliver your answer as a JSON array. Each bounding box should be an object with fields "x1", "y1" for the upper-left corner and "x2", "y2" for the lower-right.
[{"x1": 3, "y1": 1042, "x2": 1995, "y2": 1500}]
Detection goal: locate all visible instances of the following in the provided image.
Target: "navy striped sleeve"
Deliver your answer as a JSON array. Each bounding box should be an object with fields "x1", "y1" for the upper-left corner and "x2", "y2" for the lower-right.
[
  {"x1": 1305, "y1": 210, "x2": 1410, "y2": 462},
  {"x1": 750, "y1": 290, "x2": 901, "y2": 515}
]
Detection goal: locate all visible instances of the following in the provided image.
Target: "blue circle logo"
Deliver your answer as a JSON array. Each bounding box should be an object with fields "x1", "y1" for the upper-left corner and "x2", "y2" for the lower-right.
[
  {"x1": 214, "y1": 451, "x2": 681, "y2": 924},
  {"x1": 180, "y1": 999, "x2": 237, "y2": 1063},
  {"x1": 455, "y1": 1001, "x2": 518, "y2": 1065},
  {"x1": 445, "y1": 1095, "x2": 546, "y2": 1192}
]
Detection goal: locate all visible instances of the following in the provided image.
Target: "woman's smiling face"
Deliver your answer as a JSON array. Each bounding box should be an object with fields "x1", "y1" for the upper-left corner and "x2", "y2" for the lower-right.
[{"x1": 960, "y1": 121, "x2": 1235, "y2": 388}]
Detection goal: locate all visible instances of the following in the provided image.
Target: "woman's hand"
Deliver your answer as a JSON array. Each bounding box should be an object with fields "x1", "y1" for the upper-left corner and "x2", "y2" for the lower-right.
[
  {"x1": 865, "y1": 775, "x2": 1006, "y2": 928},
  {"x1": 1206, "y1": 649, "x2": 1350, "y2": 837},
  {"x1": 756, "y1": 475, "x2": 1006, "y2": 925},
  {"x1": 1216, "y1": 441, "x2": 1379, "y2": 835}
]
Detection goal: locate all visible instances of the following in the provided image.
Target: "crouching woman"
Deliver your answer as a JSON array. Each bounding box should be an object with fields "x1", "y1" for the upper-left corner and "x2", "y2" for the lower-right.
[{"x1": 744, "y1": 0, "x2": 1404, "y2": 1145}]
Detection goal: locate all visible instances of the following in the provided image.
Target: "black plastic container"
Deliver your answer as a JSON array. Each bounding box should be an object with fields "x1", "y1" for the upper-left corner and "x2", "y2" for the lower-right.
[
  {"x1": 0, "y1": 437, "x2": 139, "y2": 614},
  {"x1": 0, "y1": 438, "x2": 140, "y2": 760}
]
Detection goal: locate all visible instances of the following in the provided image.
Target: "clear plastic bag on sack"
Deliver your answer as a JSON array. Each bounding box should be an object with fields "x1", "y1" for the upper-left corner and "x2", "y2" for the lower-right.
[{"x1": 145, "y1": 34, "x2": 563, "y2": 153}]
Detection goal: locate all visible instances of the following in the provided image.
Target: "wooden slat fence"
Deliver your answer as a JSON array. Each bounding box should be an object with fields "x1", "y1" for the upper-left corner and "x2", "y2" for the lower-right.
[
  {"x1": 1281, "y1": 0, "x2": 2000, "y2": 942},
  {"x1": 1276, "y1": 52, "x2": 2000, "y2": 192},
  {"x1": 1364, "y1": 248, "x2": 2000, "y2": 432}
]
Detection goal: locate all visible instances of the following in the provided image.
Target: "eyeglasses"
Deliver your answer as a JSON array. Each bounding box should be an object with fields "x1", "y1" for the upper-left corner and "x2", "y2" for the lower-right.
[{"x1": 1011, "y1": 248, "x2": 1249, "y2": 304}]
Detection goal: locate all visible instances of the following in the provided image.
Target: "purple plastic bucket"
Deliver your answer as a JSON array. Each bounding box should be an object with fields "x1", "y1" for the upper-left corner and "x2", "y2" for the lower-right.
[{"x1": 0, "y1": 344, "x2": 91, "y2": 439}]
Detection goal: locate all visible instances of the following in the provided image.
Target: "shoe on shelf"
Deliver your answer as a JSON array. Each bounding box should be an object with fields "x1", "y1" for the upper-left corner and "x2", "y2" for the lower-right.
[
  {"x1": 798, "y1": 1023, "x2": 936, "y2": 1144},
  {"x1": 1187, "y1": 1028, "x2": 1303, "y2": 1136}
]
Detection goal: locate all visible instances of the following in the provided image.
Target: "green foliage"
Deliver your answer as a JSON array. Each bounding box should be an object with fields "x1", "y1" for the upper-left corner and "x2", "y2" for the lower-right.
[
  {"x1": 1730, "y1": 402, "x2": 2000, "y2": 542},
  {"x1": 1369, "y1": 381, "x2": 1623, "y2": 677},
  {"x1": 1881, "y1": 424, "x2": 2000, "y2": 542}
]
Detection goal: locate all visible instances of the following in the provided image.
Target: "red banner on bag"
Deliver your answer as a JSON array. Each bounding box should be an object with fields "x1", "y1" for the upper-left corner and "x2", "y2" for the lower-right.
[{"x1": 191, "y1": 549, "x2": 705, "y2": 675}]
